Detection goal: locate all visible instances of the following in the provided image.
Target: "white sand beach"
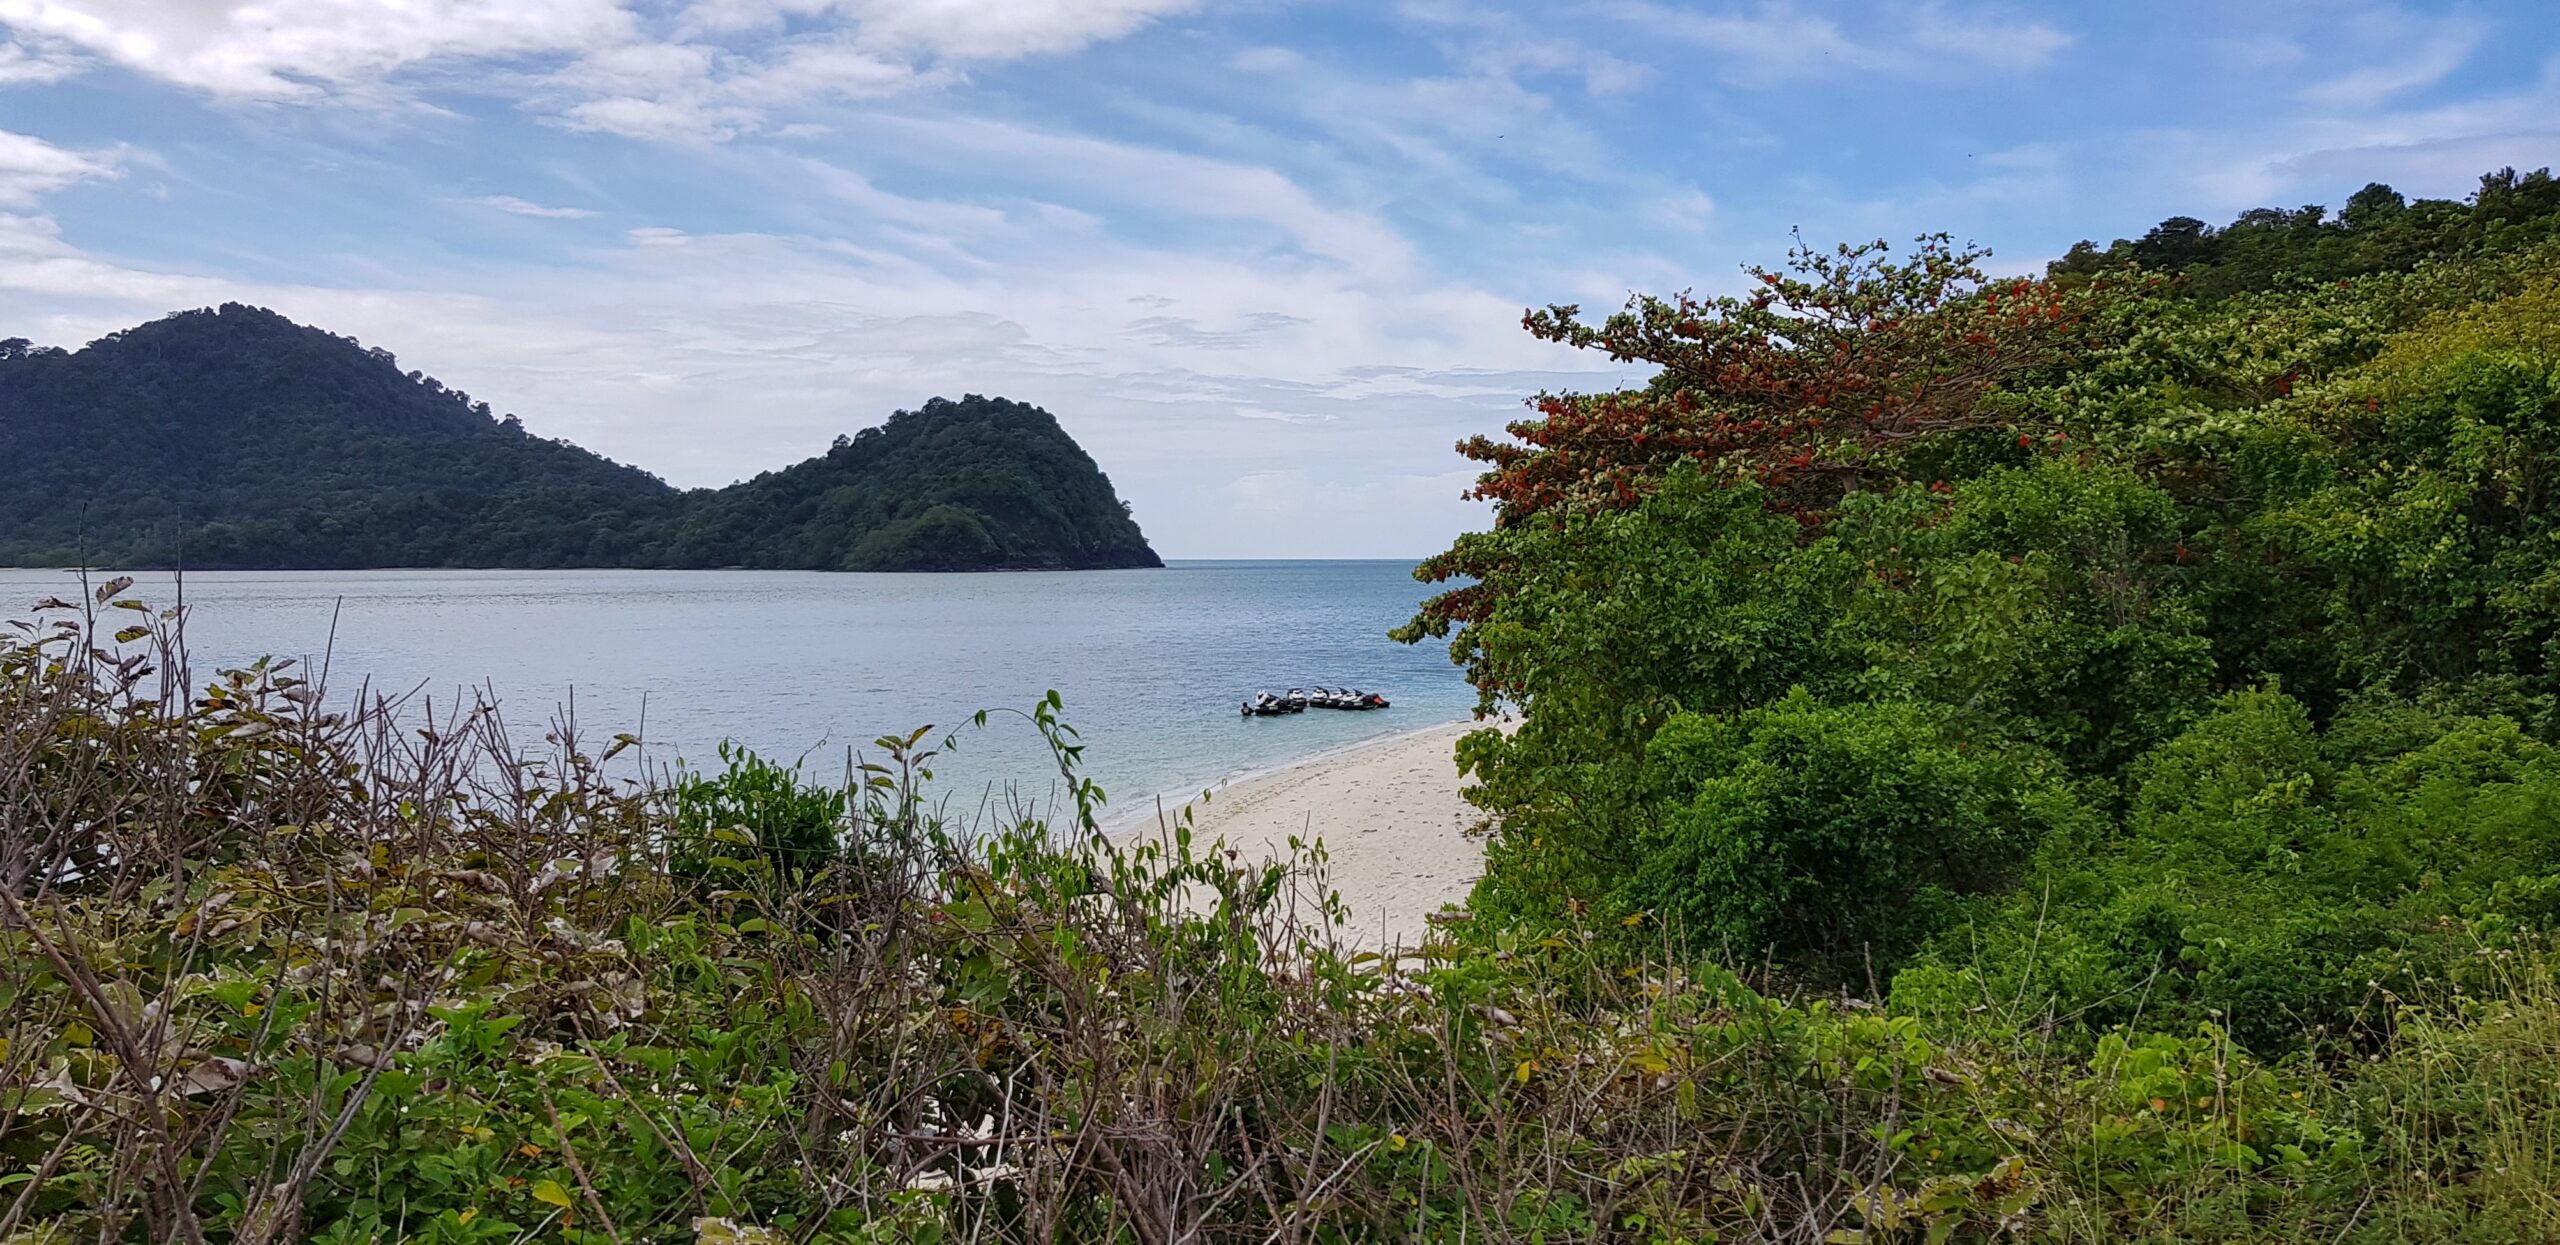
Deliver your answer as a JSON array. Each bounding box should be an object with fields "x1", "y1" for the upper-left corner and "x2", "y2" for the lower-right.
[{"x1": 1115, "y1": 719, "x2": 1498, "y2": 947}]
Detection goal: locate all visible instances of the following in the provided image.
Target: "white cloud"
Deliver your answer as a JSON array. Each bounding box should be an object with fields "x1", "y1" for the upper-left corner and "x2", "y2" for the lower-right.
[
  {"x1": 1460, "y1": 34, "x2": 1654, "y2": 95},
  {"x1": 0, "y1": 128, "x2": 115, "y2": 206},
  {"x1": 1223, "y1": 466, "x2": 1487, "y2": 556},
  {"x1": 1215, "y1": 27, "x2": 1624, "y2": 197},
  {"x1": 828, "y1": 0, "x2": 1204, "y2": 61},
  {"x1": 555, "y1": 38, "x2": 722, "y2": 94},
  {"x1": 1811, "y1": 50, "x2": 2560, "y2": 272},
  {"x1": 562, "y1": 92, "x2": 759, "y2": 141},
  {"x1": 472, "y1": 194, "x2": 597, "y2": 218},
  {"x1": 2210, "y1": 35, "x2": 2305, "y2": 71},
  {"x1": 1126, "y1": 312, "x2": 1310, "y2": 349},
  {"x1": 0, "y1": 0, "x2": 635, "y2": 99},
  {"x1": 545, "y1": 34, "x2": 942, "y2": 139},
  {"x1": 1905, "y1": 3, "x2": 2070, "y2": 67},
  {"x1": 673, "y1": 0, "x2": 1200, "y2": 58},
  {"x1": 1641, "y1": 189, "x2": 1715, "y2": 231},
  {"x1": 2272, "y1": 130, "x2": 2560, "y2": 193},
  {"x1": 864, "y1": 112, "x2": 1420, "y2": 274},
  {"x1": 0, "y1": 0, "x2": 1192, "y2": 139},
  {"x1": 1227, "y1": 45, "x2": 1304, "y2": 74},
  {"x1": 0, "y1": 36, "x2": 81, "y2": 83},
  {"x1": 804, "y1": 159, "x2": 1008, "y2": 231},
  {"x1": 1597, "y1": 0, "x2": 2069, "y2": 83},
  {"x1": 2297, "y1": 11, "x2": 2487, "y2": 108},
  {"x1": 0, "y1": 209, "x2": 237, "y2": 320},
  {"x1": 542, "y1": 40, "x2": 736, "y2": 138},
  {"x1": 1394, "y1": 0, "x2": 1654, "y2": 96},
  {"x1": 2175, "y1": 63, "x2": 2560, "y2": 208},
  {"x1": 729, "y1": 37, "x2": 937, "y2": 101},
  {"x1": 1598, "y1": 1, "x2": 1894, "y2": 80}
]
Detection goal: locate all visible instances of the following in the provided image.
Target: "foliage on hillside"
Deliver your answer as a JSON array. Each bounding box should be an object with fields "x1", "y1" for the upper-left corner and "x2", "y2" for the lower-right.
[
  {"x1": 4, "y1": 599, "x2": 2559, "y2": 1243},
  {"x1": 1403, "y1": 167, "x2": 2560, "y2": 1075},
  {"x1": 2049, "y1": 165, "x2": 2560, "y2": 299},
  {"x1": 0, "y1": 309, "x2": 1159, "y2": 572},
  {"x1": 663, "y1": 397, "x2": 1158, "y2": 572},
  {"x1": 0, "y1": 308, "x2": 678, "y2": 569}
]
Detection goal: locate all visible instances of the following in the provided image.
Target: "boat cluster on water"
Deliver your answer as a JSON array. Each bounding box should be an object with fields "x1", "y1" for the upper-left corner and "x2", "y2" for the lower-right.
[{"x1": 1241, "y1": 687, "x2": 1391, "y2": 717}]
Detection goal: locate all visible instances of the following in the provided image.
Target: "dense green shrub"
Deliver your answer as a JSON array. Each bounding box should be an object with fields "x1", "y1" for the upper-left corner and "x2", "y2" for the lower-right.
[
  {"x1": 665, "y1": 741, "x2": 849, "y2": 880},
  {"x1": 1837, "y1": 460, "x2": 2215, "y2": 773},
  {"x1": 1626, "y1": 692, "x2": 2091, "y2": 967},
  {"x1": 1907, "y1": 689, "x2": 2560, "y2": 1051}
]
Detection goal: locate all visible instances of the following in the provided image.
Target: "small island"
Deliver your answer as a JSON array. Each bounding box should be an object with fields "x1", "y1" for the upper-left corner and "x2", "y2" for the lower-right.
[{"x1": 0, "y1": 306, "x2": 1162, "y2": 572}]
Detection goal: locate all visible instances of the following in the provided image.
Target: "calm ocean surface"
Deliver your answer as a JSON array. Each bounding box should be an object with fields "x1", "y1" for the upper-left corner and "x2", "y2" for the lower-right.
[{"x1": 0, "y1": 562, "x2": 1476, "y2": 819}]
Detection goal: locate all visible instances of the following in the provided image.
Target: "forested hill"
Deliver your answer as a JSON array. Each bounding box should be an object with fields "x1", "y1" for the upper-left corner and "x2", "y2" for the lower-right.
[
  {"x1": 666, "y1": 397, "x2": 1161, "y2": 572},
  {"x1": 0, "y1": 306, "x2": 682, "y2": 568},
  {"x1": 0, "y1": 305, "x2": 1160, "y2": 571}
]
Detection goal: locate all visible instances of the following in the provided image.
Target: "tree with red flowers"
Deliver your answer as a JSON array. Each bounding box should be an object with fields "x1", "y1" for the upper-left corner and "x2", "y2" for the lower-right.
[{"x1": 1403, "y1": 234, "x2": 2128, "y2": 643}]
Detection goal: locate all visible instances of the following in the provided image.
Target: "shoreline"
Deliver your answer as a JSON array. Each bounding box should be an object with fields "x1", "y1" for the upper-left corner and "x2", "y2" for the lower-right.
[
  {"x1": 1110, "y1": 717, "x2": 1499, "y2": 947},
  {"x1": 1102, "y1": 714, "x2": 1477, "y2": 835}
]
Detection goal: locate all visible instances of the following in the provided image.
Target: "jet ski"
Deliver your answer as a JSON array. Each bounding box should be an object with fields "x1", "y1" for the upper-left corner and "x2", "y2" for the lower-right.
[{"x1": 1242, "y1": 690, "x2": 1308, "y2": 716}]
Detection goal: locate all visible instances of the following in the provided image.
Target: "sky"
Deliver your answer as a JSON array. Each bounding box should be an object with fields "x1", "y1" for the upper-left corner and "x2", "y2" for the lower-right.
[{"x1": 1, "y1": 2, "x2": 2557, "y2": 558}]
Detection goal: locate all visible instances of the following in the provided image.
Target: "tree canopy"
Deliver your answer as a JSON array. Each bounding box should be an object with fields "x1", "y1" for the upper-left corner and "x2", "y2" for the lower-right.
[{"x1": 2049, "y1": 165, "x2": 2560, "y2": 298}]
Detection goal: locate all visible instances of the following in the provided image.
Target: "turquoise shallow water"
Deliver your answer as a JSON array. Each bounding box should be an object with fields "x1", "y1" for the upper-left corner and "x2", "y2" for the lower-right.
[{"x1": 0, "y1": 562, "x2": 1477, "y2": 819}]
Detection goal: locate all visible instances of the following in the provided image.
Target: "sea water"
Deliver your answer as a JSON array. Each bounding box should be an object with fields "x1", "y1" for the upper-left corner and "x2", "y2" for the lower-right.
[{"x1": 0, "y1": 562, "x2": 1478, "y2": 821}]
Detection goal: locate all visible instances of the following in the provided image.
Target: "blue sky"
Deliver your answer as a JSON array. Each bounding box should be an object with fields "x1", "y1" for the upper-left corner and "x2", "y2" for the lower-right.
[{"x1": 1, "y1": 1, "x2": 2556, "y2": 557}]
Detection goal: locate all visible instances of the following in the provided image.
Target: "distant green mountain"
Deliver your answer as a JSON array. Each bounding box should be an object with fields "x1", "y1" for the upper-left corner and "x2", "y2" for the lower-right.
[
  {"x1": 0, "y1": 305, "x2": 1161, "y2": 572},
  {"x1": 663, "y1": 397, "x2": 1161, "y2": 572}
]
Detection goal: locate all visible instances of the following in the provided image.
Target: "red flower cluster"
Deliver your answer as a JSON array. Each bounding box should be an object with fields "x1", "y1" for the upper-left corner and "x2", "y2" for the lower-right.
[
  {"x1": 1415, "y1": 235, "x2": 2128, "y2": 629},
  {"x1": 1463, "y1": 237, "x2": 2105, "y2": 526}
]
